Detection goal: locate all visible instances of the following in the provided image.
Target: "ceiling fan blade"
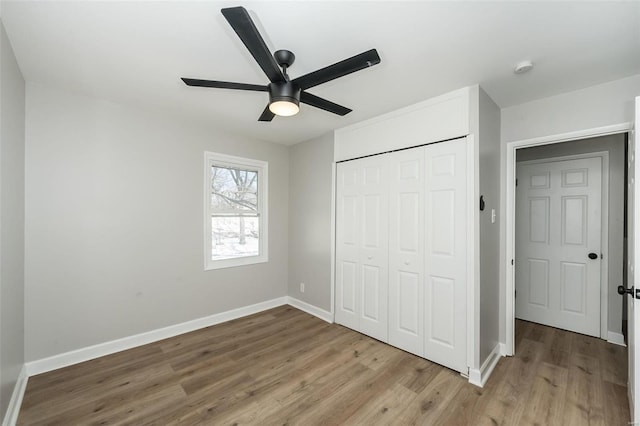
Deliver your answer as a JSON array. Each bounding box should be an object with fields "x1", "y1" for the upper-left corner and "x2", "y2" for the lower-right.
[
  {"x1": 221, "y1": 7, "x2": 284, "y2": 83},
  {"x1": 258, "y1": 105, "x2": 275, "y2": 122},
  {"x1": 300, "y1": 91, "x2": 352, "y2": 116},
  {"x1": 181, "y1": 78, "x2": 268, "y2": 92},
  {"x1": 292, "y1": 49, "x2": 381, "y2": 91}
]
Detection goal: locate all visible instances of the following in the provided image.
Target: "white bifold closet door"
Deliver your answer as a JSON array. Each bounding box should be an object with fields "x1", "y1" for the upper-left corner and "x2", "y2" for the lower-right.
[
  {"x1": 336, "y1": 137, "x2": 468, "y2": 374},
  {"x1": 388, "y1": 148, "x2": 425, "y2": 356},
  {"x1": 335, "y1": 154, "x2": 389, "y2": 342},
  {"x1": 422, "y1": 138, "x2": 468, "y2": 373}
]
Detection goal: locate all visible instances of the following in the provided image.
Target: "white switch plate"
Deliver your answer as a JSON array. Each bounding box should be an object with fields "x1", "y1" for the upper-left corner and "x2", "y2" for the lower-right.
[
  {"x1": 491, "y1": 209, "x2": 496, "y2": 224},
  {"x1": 300, "y1": 282, "x2": 305, "y2": 293}
]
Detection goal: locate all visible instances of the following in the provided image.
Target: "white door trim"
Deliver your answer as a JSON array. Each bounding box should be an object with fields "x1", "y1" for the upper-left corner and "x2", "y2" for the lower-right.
[
  {"x1": 516, "y1": 152, "x2": 609, "y2": 339},
  {"x1": 505, "y1": 122, "x2": 631, "y2": 355},
  {"x1": 330, "y1": 161, "x2": 337, "y2": 322}
]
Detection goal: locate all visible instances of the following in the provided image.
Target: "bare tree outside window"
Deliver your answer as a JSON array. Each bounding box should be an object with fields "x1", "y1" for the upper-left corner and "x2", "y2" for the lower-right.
[{"x1": 210, "y1": 165, "x2": 260, "y2": 259}]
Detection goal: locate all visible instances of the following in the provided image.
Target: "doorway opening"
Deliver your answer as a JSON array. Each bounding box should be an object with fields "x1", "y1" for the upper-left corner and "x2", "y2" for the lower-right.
[{"x1": 505, "y1": 124, "x2": 632, "y2": 356}]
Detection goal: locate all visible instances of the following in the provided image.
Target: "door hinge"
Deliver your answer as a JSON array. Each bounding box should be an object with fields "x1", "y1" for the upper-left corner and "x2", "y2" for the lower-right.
[
  {"x1": 511, "y1": 259, "x2": 514, "y2": 266},
  {"x1": 515, "y1": 179, "x2": 518, "y2": 187}
]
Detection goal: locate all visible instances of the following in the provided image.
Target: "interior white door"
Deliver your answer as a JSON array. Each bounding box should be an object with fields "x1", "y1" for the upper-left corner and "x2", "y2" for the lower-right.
[
  {"x1": 515, "y1": 157, "x2": 602, "y2": 337},
  {"x1": 424, "y1": 138, "x2": 468, "y2": 374},
  {"x1": 335, "y1": 154, "x2": 389, "y2": 342},
  {"x1": 388, "y1": 146, "x2": 425, "y2": 356},
  {"x1": 628, "y1": 96, "x2": 640, "y2": 422}
]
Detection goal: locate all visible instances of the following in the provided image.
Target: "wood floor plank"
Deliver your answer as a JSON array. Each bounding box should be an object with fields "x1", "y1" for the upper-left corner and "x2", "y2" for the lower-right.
[
  {"x1": 19, "y1": 361, "x2": 176, "y2": 422},
  {"x1": 602, "y1": 380, "x2": 631, "y2": 425},
  {"x1": 305, "y1": 351, "x2": 423, "y2": 425},
  {"x1": 561, "y1": 353, "x2": 605, "y2": 426},
  {"x1": 399, "y1": 368, "x2": 466, "y2": 424},
  {"x1": 344, "y1": 382, "x2": 417, "y2": 425},
  {"x1": 519, "y1": 361, "x2": 568, "y2": 425},
  {"x1": 600, "y1": 339, "x2": 628, "y2": 386},
  {"x1": 22, "y1": 344, "x2": 166, "y2": 404},
  {"x1": 483, "y1": 337, "x2": 545, "y2": 425},
  {"x1": 17, "y1": 313, "x2": 631, "y2": 425}
]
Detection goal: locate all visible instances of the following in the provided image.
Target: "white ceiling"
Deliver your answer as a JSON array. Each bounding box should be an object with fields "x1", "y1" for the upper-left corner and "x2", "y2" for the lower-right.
[{"x1": 2, "y1": 1, "x2": 639, "y2": 145}]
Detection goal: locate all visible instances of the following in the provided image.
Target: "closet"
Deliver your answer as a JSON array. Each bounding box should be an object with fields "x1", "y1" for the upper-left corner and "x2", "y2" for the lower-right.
[
  {"x1": 333, "y1": 85, "x2": 502, "y2": 385},
  {"x1": 335, "y1": 138, "x2": 468, "y2": 373}
]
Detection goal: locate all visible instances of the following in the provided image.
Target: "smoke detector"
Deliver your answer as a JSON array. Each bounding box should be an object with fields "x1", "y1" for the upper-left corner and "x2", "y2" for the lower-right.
[{"x1": 514, "y1": 60, "x2": 534, "y2": 74}]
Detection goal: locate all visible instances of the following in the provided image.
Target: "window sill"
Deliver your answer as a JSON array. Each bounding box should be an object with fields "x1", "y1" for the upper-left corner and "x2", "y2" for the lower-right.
[{"x1": 205, "y1": 255, "x2": 268, "y2": 271}]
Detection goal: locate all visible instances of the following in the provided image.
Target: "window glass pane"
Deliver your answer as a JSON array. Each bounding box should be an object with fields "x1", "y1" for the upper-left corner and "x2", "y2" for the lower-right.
[
  {"x1": 211, "y1": 215, "x2": 259, "y2": 260},
  {"x1": 210, "y1": 166, "x2": 258, "y2": 212}
]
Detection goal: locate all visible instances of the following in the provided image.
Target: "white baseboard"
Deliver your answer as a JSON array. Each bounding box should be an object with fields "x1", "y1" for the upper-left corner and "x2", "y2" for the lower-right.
[
  {"x1": 2, "y1": 365, "x2": 28, "y2": 426},
  {"x1": 499, "y1": 342, "x2": 510, "y2": 356},
  {"x1": 286, "y1": 296, "x2": 333, "y2": 323},
  {"x1": 25, "y1": 297, "x2": 288, "y2": 376},
  {"x1": 607, "y1": 331, "x2": 626, "y2": 347},
  {"x1": 468, "y1": 343, "x2": 502, "y2": 388}
]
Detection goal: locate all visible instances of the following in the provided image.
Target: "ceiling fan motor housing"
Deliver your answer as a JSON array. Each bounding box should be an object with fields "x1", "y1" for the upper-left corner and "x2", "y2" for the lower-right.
[{"x1": 268, "y1": 81, "x2": 301, "y2": 106}]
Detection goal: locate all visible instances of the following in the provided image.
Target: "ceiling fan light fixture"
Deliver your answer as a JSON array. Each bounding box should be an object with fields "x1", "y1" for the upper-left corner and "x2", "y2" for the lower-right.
[
  {"x1": 269, "y1": 100, "x2": 299, "y2": 116},
  {"x1": 268, "y1": 82, "x2": 301, "y2": 117}
]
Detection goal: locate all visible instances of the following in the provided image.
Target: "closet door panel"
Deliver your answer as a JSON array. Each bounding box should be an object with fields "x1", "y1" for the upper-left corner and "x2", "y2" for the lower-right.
[
  {"x1": 388, "y1": 148, "x2": 424, "y2": 355},
  {"x1": 335, "y1": 162, "x2": 362, "y2": 330},
  {"x1": 424, "y1": 138, "x2": 468, "y2": 373},
  {"x1": 359, "y1": 156, "x2": 389, "y2": 342}
]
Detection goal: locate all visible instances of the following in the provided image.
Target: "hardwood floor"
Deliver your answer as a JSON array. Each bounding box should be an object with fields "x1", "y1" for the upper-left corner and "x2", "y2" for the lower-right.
[{"x1": 18, "y1": 306, "x2": 629, "y2": 425}]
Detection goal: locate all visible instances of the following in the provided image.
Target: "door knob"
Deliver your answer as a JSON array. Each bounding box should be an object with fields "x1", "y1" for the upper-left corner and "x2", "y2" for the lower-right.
[
  {"x1": 618, "y1": 285, "x2": 634, "y2": 296},
  {"x1": 588, "y1": 252, "x2": 599, "y2": 260}
]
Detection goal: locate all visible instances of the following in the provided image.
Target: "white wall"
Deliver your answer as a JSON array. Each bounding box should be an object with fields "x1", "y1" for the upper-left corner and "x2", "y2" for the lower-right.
[
  {"x1": 502, "y1": 74, "x2": 640, "y2": 143},
  {"x1": 0, "y1": 18, "x2": 25, "y2": 418},
  {"x1": 516, "y1": 134, "x2": 625, "y2": 336},
  {"x1": 24, "y1": 84, "x2": 289, "y2": 362},
  {"x1": 288, "y1": 133, "x2": 334, "y2": 312},
  {"x1": 501, "y1": 74, "x2": 640, "y2": 344}
]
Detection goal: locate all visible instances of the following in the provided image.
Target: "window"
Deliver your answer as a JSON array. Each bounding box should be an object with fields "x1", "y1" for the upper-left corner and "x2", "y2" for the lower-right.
[{"x1": 204, "y1": 152, "x2": 268, "y2": 270}]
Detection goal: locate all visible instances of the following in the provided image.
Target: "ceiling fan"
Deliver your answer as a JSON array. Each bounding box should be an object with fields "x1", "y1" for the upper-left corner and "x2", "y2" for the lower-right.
[{"x1": 181, "y1": 6, "x2": 381, "y2": 121}]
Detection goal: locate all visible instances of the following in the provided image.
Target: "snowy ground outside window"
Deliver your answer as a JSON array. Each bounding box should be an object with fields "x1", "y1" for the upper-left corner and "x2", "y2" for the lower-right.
[{"x1": 211, "y1": 216, "x2": 259, "y2": 260}]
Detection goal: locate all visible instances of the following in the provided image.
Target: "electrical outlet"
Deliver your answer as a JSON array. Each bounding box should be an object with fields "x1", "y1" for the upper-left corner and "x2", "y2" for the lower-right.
[{"x1": 300, "y1": 282, "x2": 305, "y2": 293}]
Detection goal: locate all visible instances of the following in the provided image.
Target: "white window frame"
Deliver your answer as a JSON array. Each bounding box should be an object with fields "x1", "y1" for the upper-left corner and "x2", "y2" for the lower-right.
[{"x1": 204, "y1": 151, "x2": 268, "y2": 270}]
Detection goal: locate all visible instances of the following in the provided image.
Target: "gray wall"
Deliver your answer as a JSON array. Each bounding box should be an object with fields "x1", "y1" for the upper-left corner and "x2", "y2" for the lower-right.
[
  {"x1": 500, "y1": 73, "x2": 640, "y2": 344},
  {"x1": 0, "y1": 18, "x2": 26, "y2": 418},
  {"x1": 478, "y1": 87, "x2": 501, "y2": 362},
  {"x1": 24, "y1": 84, "x2": 289, "y2": 361},
  {"x1": 288, "y1": 133, "x2": 334, "y2": 312},
  {"x1": 516, "y1": 134, "x2": 625, "y2": 335}
]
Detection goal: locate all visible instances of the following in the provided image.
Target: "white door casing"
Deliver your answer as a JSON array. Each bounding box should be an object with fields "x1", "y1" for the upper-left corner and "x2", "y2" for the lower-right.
[
  {"x1": 516, "y1": 157, "x2": 602, "y2": 337},
  {"x1": 424, "y1": 138, "x2": 468, "y2": 373},
  {"x1": 388, "y1": 147, "x2": 425, "y2": 356},
  {"x1": 335, "y1": 155, "x2": 389, "y2": 342},
  {"x1": 628, "y1": 96, "x2": 640, "y2": 422}
]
